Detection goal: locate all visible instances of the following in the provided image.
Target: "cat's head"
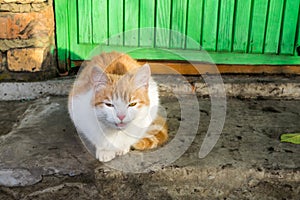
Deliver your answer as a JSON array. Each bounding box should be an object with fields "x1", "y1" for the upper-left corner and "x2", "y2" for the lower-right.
[{"x1": 91, "y1": 64, "x2": 151, "y2": 129}]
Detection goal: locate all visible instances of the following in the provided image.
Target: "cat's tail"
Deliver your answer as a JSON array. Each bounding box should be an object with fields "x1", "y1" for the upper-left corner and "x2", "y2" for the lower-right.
[{"x1": 132, "y1": 115, "x2": 168, "y2": 150}]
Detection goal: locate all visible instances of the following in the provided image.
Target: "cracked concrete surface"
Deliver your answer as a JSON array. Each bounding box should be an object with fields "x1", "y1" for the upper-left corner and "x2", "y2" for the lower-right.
[
  {"x1": 0, "y1": 88, "x2": 299, "y2": 199},
  {"x1": 0, "y1": 97, "x2": 95, "y2": 187}
]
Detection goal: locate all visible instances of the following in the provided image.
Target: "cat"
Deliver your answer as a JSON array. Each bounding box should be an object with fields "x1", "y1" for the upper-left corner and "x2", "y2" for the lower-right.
[{"x1": 68, "y1": 52, "x2": 168, "y2": 162}]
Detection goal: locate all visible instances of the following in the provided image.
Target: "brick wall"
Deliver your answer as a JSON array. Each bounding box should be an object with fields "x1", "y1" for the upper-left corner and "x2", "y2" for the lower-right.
[{"x1": 0, "y1": 0, "x2": 56, "y2": 81}]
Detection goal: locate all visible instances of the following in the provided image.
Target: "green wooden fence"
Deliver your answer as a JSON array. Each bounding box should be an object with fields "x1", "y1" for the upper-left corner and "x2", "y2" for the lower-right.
[{"x1": 55, "y1": 0, "x2": 300, "y2": 69}]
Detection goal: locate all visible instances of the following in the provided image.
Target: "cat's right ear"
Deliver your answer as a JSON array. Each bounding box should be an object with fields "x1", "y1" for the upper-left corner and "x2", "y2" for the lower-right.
[{"x1": 91, "y1": 66, "x2": 108, "y2": 90}]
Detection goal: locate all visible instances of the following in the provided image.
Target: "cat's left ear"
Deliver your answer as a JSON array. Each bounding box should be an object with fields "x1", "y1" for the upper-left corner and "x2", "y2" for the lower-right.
[
  {"x1": 91, "y1": 66, "x2": 109, "y2": 90},
  {"x1": 133, "y1": 63, "x2": 151, "y2": 89}
]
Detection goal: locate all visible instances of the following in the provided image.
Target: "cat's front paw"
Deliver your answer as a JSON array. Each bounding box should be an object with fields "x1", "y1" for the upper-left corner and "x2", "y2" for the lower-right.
[
  {"x1": 95, "y1": 148, "x2": 130, "y2": 162},
  {"x1": 116, "y1": 148, "x2": 130, "y2": 156},
  {"x1": 96, "y1": 149, "x2": 117, "y2": 162}
]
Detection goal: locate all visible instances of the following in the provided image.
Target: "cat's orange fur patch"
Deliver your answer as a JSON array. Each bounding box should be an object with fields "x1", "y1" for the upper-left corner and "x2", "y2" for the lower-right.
[
  {"x1": 69, "y1": 52, "x2": 140, "y2": 97},
  {"x1": 132, "y1": 115, "x2": 168, "y2": 150}
]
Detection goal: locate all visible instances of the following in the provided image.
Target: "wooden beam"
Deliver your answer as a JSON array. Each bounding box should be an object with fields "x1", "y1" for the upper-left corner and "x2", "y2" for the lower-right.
[
  {"x1": 70, "y1": 60, "x2": 300, "y2": 75},
  {"x1": 138, "y1": 61, "x2": 300, "y2": 75}
]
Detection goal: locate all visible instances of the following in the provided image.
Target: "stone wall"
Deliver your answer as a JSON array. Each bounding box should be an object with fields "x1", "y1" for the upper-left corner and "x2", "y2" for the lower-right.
[{"x1": 0, "y1": 0, "x2": 56, "y2": 81}]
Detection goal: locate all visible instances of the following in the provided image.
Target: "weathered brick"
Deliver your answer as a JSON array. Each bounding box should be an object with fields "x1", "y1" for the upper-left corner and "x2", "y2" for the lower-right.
[
  {"x1": 0, "y1": 6, "x2": 54, "y2": 39},
  {"x1": 7, "y1": 48, "x2": 46, "y2": 72},
  {"x1": 0, "y1": 0, "x2": 46, "y2": 3}
]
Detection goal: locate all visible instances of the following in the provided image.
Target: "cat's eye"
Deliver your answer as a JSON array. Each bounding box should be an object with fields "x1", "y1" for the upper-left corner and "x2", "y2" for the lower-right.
[
  {"x1": 104, "y1": 102, "x2": 114, "y2": 107},
  {"x1": 128, "y1": 102, "x2": 137, "y2": 107}
]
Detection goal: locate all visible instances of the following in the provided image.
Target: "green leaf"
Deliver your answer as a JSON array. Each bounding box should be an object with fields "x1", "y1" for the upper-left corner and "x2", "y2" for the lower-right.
[{"x1": 280, "y1": 133, "x2": 300, "y2": 144}]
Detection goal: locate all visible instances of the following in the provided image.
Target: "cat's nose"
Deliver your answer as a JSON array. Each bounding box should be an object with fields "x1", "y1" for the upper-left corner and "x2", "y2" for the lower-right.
[{"x1": 117, "y1": 114, "x2": 126, "y2": 121}]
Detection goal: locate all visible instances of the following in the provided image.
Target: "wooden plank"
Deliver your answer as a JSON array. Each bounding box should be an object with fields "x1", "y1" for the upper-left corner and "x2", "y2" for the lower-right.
[
  {"x1": 66, "y1": 33, "x2": 300, "y2": 65},
  {"x1": 202, "y1": 0, "x2": 219, "y2": 51},
  {"x1": 264, "y1": 0, "x2": 284, "y2": 54},
  {"x1": 90, "y1": 46, "x2": 300, "y2": 65},
  {"x1": 143, "y1": 62, "x2": 220, "y2": 74},
  {"x1": 297, "y1": 18, "x2": 300, "y2": 56},
  {"x1": 68, "y1": 0, "x2": 80, "y2": 59},
  {"x1": 280, "y1": 0, "x2": 300, "y2": 55},
  {"x1": 68, "y1": 43, "x2": 300, "y2": 65},
  {"x1": 170, "y1": 0, "x2": 188, "y2": 49},
  {"x1": 186, "y1": 0, "x2": 203, "y2": 50},
  {"x1": 92, "y1": 0, "x2": 108, "y2": 44},
  {"x1": 124, "y1": 0, "x2": 139, "y2": 46},
  {"x1": 68, "y1": 0, "x2": 97, "y2": 60},
  {"x1": 78, "y1": 0, "x2": 92, "y2": 44},
  {"x1": 297, "y1": 3, "x2": 300, "y2": 56},
  {"x1": 108, "y1": 0, "x2": 124, "y2": 45},
  {"x1": 143, "y1": 62, "x2": 300, "y2": 75},
  {"x1": 54, "y1": 0, "x2": 70, "y2": 70},
  {"x1": 249, "y1": 0, "x2": 269, "y2": 53},
  {"x1": 233, "y1": 0, "x2": 251, "y2": 53},
  {"x1": 139, "y1": 0, "x2": 155, "y2": 47},
  {"x1": 71, "y1": 60, "x2": 300, "y2": 75},
  {"x1": 155, "y1": 0, "x2": 171, "y2": 48},
  {"x1": 217, "y1": 0, "x2": 235, "y2": 51},
  {"x1": 216, "y1": 65, "x2": 300, "y2": 75}
]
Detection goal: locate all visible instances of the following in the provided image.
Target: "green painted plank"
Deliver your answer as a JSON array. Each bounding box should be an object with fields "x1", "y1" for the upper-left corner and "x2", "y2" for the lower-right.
[
  {"x1": 108, "y1": 0, "x2": 124, "y2": 45},
  {"x1": 69, "y1": 0, "x2": 79, "y2": 60},
  {"x1": 65, "y1": 42, "x2": 300, "y2": 65},
  {"x1": 129, "y1": 48, "x2": 212, "y2": 62},
  {"x1": 170, "y1": 0, "x2": 188, "y2": 49},
  {"x1": 297, "y1": 30, "x2": 300, "y2": 56},
  {"x1": 69, "y1": 0, "x2": 96, "y2": 60},
  {"x1": 69, "y1": 0, "x2": 80, "y2": 60},
  {"x1": 186, "y1": 0, "x2": 203, "y2": 50},
  {"x1": 202, "y1": 0, "x2": 219, "y2": 51},
  {"x1": 78, "y1": 0, "x2": 93, "y2": 44},
  {"x1": 297, "y1": 17, "x2": 300, "y2": 55},
  {"x1": 91, "y1": 46, "x2": 300, "y2": 65},
  {"x1": 217, "y1": 0, "x2": 235, "y2": 51},
  {"x1": 280, "y1": 0, "x2": 300, "y2": 55},
  {"x1": 124, "y1": 0, "x2": 139, "y2": 46},
  {"x1": 264, "y1": 0, "x2": 284, "y2": 54},
  {"x1": 297, "y1": 2, "x2": 300, "y2": 56},
  {"x1": 249, "y1": 0, "x2": 269, "y2": 53},
  {"x1": 233, "y1": 0, "x2": 251, "y2": 53},
  {"x1": 54, "y1": 0, "x2": 69, "y2": 67},
  {"x1": 139, "y1": 0, "x2": 155, "y2": 47},
  {"x1": 156, "y1": 0, "x2": 171, "y2": 48},
  {"x1": 92, "y1": 0, "x2": 108, "y2": 44}
]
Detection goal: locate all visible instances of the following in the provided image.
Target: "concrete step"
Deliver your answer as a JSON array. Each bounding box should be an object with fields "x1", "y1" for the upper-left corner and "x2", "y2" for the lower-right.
[{"x1": 1, "y1": 75, "x2": 300, "y2": 101}]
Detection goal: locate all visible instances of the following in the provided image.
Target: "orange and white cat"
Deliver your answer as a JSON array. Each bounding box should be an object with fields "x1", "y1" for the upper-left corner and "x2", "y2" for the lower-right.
[{"x1": 68, "y1": 52, "x2": 168, "y2": 162}]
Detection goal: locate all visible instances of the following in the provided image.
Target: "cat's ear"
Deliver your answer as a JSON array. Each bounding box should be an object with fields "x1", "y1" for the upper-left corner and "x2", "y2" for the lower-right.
[
  {"x1": 91, "y1": 66, "x2": 108, "y2": 90},
  {"x1": 133, "y1": 63, "x2": 151, "y2": 89}
]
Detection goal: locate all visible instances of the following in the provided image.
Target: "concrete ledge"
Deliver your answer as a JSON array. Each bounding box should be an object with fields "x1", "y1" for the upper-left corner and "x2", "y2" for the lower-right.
[
  {"x1": 1, "y1": 75, "x2": 300, "y2": 100},
  {"x1": 0, "y1": 78, "x2": 73, "y2": 100}
]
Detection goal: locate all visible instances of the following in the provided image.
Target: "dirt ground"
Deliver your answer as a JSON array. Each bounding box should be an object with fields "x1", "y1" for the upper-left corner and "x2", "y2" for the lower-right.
[{"x1": 0, "y1": 94, "x2": 299, "y2": 199}]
